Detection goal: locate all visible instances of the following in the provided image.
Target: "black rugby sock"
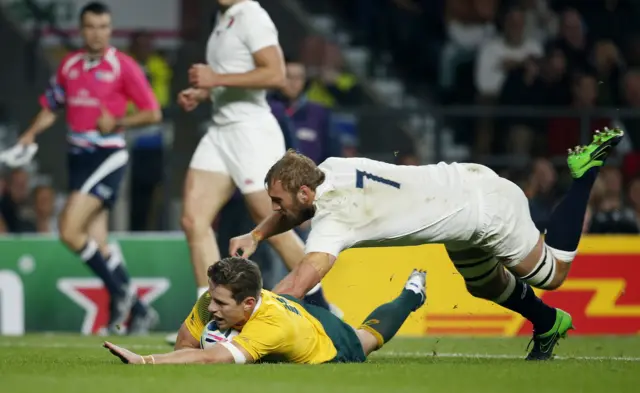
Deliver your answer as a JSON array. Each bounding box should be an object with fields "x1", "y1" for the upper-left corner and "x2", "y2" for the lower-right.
[
  {"x1": 545, "y1": 167, "x2": 599, "y2": 252},
  {"x1": 499, "y1": 279, "x2": 556, "y2": 334}
]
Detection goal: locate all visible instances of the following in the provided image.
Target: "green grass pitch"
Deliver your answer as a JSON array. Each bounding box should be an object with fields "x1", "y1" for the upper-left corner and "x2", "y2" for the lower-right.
[{"x1": 1, "y1": 335, "x2": 638, "y2": 393}]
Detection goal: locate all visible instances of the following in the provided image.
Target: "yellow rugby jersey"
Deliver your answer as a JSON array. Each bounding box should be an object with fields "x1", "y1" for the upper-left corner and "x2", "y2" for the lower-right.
[{"x1": 184, "y1": 289, "x2": 338, "y2": 364}]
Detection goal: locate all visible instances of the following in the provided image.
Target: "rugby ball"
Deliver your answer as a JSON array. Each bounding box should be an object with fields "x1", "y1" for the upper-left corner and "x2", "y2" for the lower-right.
[{"x1": 200, "y1": 320, "x2": 240, "y2": 349}]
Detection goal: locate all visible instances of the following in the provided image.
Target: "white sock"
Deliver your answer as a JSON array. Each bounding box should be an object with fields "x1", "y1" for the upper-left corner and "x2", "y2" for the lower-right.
[
  {"x1": 197, "y1": 286, "x2": 208, "y2": 298},
  {"x1": 305, "y1": 283, "x2": 322, "y2": 296}
]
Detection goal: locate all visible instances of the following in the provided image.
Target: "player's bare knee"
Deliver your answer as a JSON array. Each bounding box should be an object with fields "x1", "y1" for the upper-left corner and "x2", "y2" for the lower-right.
[
  {"x1": 507, "y1": 242, "x2": 575, "y2": 290},
  {"x1": 180, "y1": 210, "x2": 211, "y2": 238},
  {"x1": 58, "y1": 221, "x2": 83, "y2": 250},
  {"x1": 356, "y1": 328, "x2": 381, "y2": 356}
]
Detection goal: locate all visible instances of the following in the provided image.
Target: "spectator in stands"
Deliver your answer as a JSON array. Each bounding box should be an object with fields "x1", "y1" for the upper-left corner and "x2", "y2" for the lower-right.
[
  {"x1": 591, "y1": 40, "x2": 625, "y2": 107},
  {"x1": 303, "y1": 38, "x2": 364, "y2": 108},
  {"x1": 550, "y1": 9, "x2": 590, "y2": 73},
  {"x1": 475, "y1": 6, "x2": 543, "y2": 98},
  {"x1": 587, "y1": 167, "x2": 639, "y2": 233},
  {"x1": 547, "y1": 73, "x2": 611, "y2": 156},
  {"x1": 524, "y1": 158, "x2": 559, "y2": 231},
  {"x1": 33, "y1": 185, "x2": 57, "y2": 234},
  {"x1": 474, "y1": 5, "x2": 543, "y2": 156},
  {"x1": 520, "y1": 0, "x2": 558, "y2": 43},
  {"x1": 127, "y1": 30, "x2": 172, "y2": 231},
  {"x1": 440, "y1": 0, "x2": 497, "y2": 98},
  {"x1": 0, "y1": 169, "x2": 35, "y2": 233},
  {"x1": 270, "y1": 60, "x2": 340, "y2": 164},
  {"x1": 621, "y1": 70, "x2": 640, "y2": 151}
]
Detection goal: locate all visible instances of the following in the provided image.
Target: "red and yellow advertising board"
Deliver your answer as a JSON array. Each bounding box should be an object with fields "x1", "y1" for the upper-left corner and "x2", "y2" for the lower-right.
[{"x1": 322, "y1": 236, "x2": 640, "y2": 336}]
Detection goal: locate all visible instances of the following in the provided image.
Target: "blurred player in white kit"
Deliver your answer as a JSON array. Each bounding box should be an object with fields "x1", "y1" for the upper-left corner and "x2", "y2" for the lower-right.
[
  {"x1": 170, "y1": 0, "x2": 335, "y2": 345},
  {"x1": 230, "y1": 129, "x2": 625, "y2": 360}
]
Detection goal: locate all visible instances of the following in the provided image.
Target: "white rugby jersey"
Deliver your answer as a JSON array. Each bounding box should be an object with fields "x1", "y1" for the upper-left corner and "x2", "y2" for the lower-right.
[
  {"x1": 305, "y1": 157, "x2": 499, "y2": 257},
  {"x1": 206, "y1": 0, "x2": 279, "y2": 125}
]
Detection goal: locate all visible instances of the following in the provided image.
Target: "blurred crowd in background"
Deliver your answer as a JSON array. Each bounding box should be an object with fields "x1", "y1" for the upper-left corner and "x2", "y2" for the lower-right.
[{"x1": 1, "y1": 0, "x2": 640, "y2": 252}]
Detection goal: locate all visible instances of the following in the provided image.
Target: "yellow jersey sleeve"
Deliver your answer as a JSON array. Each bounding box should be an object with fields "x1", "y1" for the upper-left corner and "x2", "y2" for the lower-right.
[
  {"x1": 232, "y1": 313, "x2": 288, "y2": 361},
  {"x1": 184, "y1": 292, "x2": 212, "y2": 341}
]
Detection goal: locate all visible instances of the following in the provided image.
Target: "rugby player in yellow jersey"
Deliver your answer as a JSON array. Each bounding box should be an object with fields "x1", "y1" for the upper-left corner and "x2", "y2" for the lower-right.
[{"x1": 103, "y1": 257, "x2": 426, "y2": 364}]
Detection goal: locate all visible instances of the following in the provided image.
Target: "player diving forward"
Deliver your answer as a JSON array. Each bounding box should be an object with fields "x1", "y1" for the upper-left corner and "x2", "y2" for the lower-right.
[
  {"x1": 228, "y1": 128, "x2": 625, "y2": 360},
  {"x1": 104, "y1": 257, "x2": 426, "y2": 364}
]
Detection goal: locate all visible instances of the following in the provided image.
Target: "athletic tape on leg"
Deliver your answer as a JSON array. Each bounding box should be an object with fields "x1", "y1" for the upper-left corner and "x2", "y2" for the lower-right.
[{"x1": 520, "y1": 245, "x2": 556, "y2": 289}]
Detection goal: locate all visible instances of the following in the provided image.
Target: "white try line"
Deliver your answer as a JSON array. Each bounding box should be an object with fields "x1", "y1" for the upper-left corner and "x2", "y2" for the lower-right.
[
  {"x1": 1, "y1": 342, "x2": 639, "y2": 362},
  {"x1": 373, "y1": 351, "x2": 640, "y2": 362}
]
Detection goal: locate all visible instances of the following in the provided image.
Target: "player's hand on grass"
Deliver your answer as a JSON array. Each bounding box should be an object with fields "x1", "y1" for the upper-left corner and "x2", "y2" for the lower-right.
[
  {"x1": 103, "y1": 341, "x2": 143, "y2": 365},
  {"x1": 189, "y1": 64, "x2": 218, "y2": 89},
  {"x1": 97, "y1": 107, "x2": 117, "y2": 134},
  {"x1": 177, "y1": 88, "x2": 203, "y2": 112},
  {"x1": 230, "y1": 233, "x2": 258, "y2": 259}
]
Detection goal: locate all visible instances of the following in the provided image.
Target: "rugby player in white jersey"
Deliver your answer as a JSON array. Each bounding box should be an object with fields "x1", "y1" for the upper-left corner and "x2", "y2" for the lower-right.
[
  {"x1": 171, "y1": 0, "x2": 334, "y2": 344},
  {"x1": 230, "y1": 128, "x2": 625, "y2": 360}
]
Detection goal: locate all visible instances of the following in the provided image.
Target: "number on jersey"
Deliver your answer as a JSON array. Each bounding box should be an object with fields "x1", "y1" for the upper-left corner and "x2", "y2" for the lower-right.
[
  {"x1": 355, "y1": 170, "x2": 401, "y2": 189},
  {"x1": 275, "y1": 296, "x2": 301, "y2": 316}
]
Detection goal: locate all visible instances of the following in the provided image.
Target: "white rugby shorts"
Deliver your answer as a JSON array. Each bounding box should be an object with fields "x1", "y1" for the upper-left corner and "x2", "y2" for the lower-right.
[
  {"x1": 473, "y1": 175, "x2": 542, "y2": 265},
  {"x1": 189, "y1": 114, "x2": 285, "y2": 194}
]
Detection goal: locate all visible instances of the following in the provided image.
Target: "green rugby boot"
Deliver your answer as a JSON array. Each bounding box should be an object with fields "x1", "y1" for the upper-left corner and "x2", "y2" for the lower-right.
[
  {"x1": 525, "y1": 308, "x2": 574, "y2": 361},
  {"x1": 567, "y1": 127, "x2": 624, "y2": 179}
]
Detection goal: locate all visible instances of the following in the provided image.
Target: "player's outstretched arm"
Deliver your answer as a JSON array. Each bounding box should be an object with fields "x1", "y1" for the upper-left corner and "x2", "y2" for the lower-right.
[
  {"x1": 273, "y1": 252, "x2": 336, "y2": 299},
  {"x1": 103, "y1": 340, "x2": 254, "y2": 365}
]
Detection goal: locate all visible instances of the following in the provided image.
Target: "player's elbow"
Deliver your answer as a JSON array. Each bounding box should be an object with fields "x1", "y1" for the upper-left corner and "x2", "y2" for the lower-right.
[{"x1": 268, "y1": 70, "x2": 286, "y2": 90}]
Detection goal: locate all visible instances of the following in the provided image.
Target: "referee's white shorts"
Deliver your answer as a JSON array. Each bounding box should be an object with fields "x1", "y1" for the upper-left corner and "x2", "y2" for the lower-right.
[{"x1": 189, "y1": 114, "x2": 286, "y2": 194}]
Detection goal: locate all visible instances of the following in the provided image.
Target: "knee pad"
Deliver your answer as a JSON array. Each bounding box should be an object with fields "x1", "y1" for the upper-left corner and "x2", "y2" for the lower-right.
[
  {"x1": 520, "y1": 244, "x2": 557, "y2": 289},
  {"x1": 448, "y1": 248, "x2": 500, "y2": 287}
]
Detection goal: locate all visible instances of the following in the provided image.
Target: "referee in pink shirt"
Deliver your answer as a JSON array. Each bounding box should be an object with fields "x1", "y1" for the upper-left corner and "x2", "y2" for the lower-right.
[{"x1": 15, "y1": 2, "x2": 162, "y2": 334}]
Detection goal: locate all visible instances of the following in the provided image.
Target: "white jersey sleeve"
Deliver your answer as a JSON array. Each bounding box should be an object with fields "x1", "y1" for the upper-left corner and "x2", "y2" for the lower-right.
[
  {"x1": 304, "y1": 214, "x2": 352, "y2": 258},
  {"x1": 239, "y1": 4, "x2": 279, "y2": 54}
]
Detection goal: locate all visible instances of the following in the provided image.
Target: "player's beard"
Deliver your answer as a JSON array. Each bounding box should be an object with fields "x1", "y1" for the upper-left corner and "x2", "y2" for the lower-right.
[{"x1": 287, "y1": 200, "x2": 314, "y2": 223}]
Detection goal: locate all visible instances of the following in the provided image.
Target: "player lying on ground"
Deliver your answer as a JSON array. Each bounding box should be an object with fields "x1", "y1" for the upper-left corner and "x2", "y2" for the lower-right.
[
  {"x1": 230, "y1": 127, "x2": 625, "y2": 360},
  {"x1": 104, "y1": 257, "x2": 426, "y2": 364}
]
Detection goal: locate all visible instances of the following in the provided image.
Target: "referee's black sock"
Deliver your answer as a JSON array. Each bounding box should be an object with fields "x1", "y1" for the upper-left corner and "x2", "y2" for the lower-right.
[
  {"x1": 79, "y1": 239, "x2": 122, "y2": 296},
  {"x1": 106, "y1": 252, "x2": 147, "y2": 317}
]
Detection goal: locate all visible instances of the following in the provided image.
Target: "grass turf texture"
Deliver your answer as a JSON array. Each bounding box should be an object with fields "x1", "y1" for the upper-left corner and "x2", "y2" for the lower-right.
[{"x1": 1, "y1": 335, "x2": 638, "y2": 393}]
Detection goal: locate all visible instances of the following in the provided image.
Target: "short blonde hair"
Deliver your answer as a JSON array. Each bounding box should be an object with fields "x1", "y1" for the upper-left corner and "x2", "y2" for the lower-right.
[{"x1": 264, "y1": 149, "x2": 325, "y2": 192}]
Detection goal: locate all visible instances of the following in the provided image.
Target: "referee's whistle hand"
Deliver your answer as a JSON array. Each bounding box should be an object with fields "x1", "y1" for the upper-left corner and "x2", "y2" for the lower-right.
[
  {"x1": 189, "y1": 64, "x2": 218, "y2": 89},
  {"x1": 97, "y1": 107, "x2": 116, "y2": 134}
]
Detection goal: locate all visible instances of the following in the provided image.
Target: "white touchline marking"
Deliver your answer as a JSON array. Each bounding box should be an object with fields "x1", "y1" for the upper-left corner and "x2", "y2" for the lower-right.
[{"x1": 1, "y1": 342, "x2": 639, "y2": 362}]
